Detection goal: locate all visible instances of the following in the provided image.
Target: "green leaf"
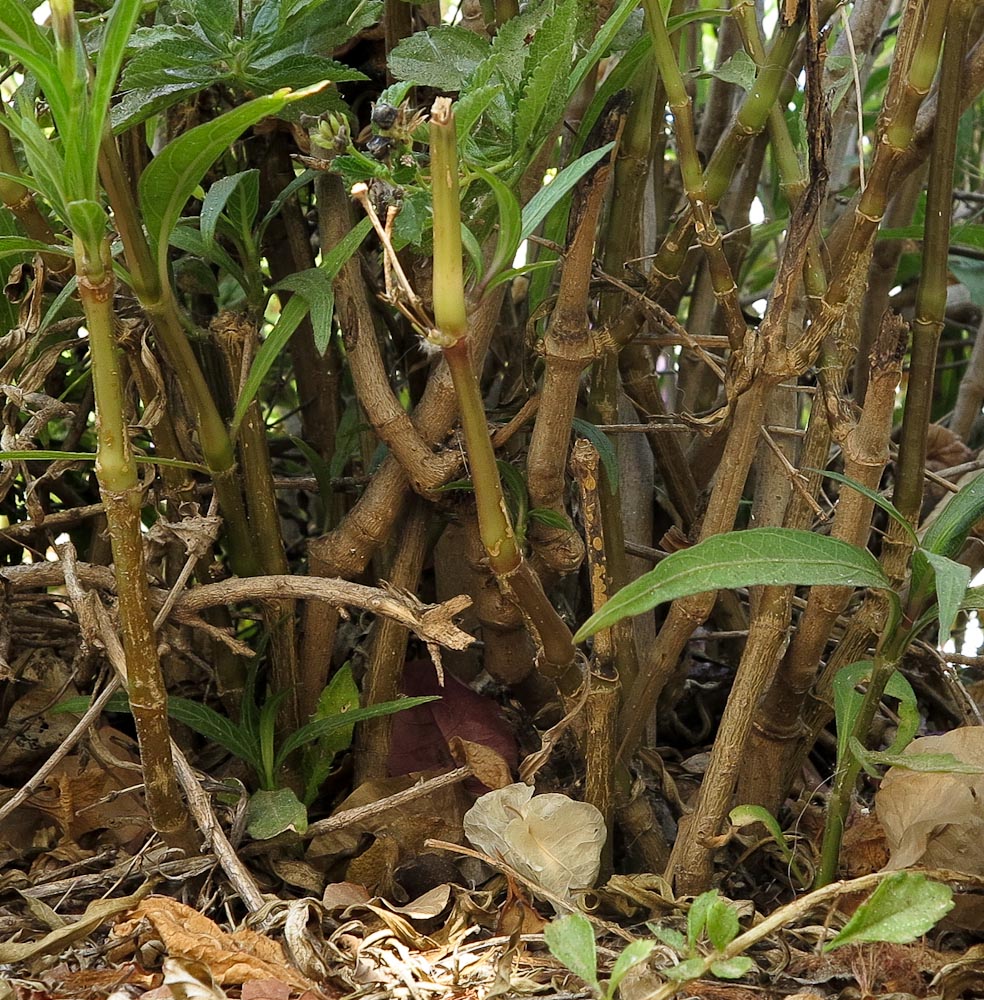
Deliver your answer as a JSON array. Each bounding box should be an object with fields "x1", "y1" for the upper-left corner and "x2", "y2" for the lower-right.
[
  {"x1": 314, "y1": 663, "x2": 360, "y2": 758},
  {"x1": 0, "y1": 449, "x2": 205, "y2": 471},
  {"x1": 473, "y1": 166, "x2": 521, "y2": 286},
  {"x1": 515, "y1": 0, "x2": 579, "y2": 156},
  {"x1": 709, "y1": 956, "x2": 754, "y2": 980},
  {"x1": 571, "y1": 418, "x2": 620, "y2": 493},
  {"x1": 258, "y1": 169, "x2": 317, "y2": 235},
  {"x1": 88, "y1": 0, "x2": 144, "y2": 162},
  {"x1": 705, "y1": 898, "x2": 740, "y2": 951},
  {"x1": 234, "y1": 216, "x2": 372, "y2": 428},
  {"x1": 568, "y1": 0, "x2": 642, "y2": 97},
  {"x1": 649, "y1": 925, "x2": 686, "y2": 952},
  {"x1": 388, "y1": 25, "x2": 489, "y2": 91},
  {"x1": 275, "y1": 696, "x2": 438, "y2": 769},
  {"x1": 709, "y1": 50, "x2": 758, "y2": 92},
  {"x1": 163, "y1": 695, "x2": 261, "y2": 771},
  {"x1": 575, "y1": 529, "x2": 892, "y2": 642},
  {"x1": 922, "y1": 471, "x2": 984, "y2": 558},
  {"x1": 66, "y1": 200, "x2": 107, "y2": 251},
  {"x1": 833, "y1": 661, "x2": 918, "y2": 769},
  {"x1": 201, "y1": 169, "x2": 260, "y2": 246},
  {"x1": 0, "y1": 0, "x2": 70, "y2": 134},
  {"x1": 665, "y1": 957, "x2": 706, "y2": 982},
  {"x1": 290, "y1": 436, "x2": 334, "y2": 530},
  {"x1": 246, "y1": 787, "x2": 309, "y2": 839},
  {"x1": 0, "y1": 237, "x2": 71, "y2": 260},
  {"x1": 169, "y1": 222, "x2": 248, "y2": 290},
  {"x1": 543, "y1": 913, "x2": 600, "y2": 995},
  {"x1": 520, "y1": 143, "x2": 615, "y2": 242},
  {"x1": 729, "y1": 805, "x2": 793, "y2": 864},
  {"x1": 606, "y1": 939, "x2": 655, "y2": 999},
  {"x1": 814, "y1": 469, "x2": 917, "y2": 545},
  {"x1": 824, "y1": 872, "x2": 953, "y2": 951},
  {"x1": 687, "y1": 891, "x2": 718, "y2": 949},
  {"x1": 918, "y1": 550, "x2": 971, "y2": 645},
  {"x1": 912, "y1": 472, "x2": 984, "y2": 601},
  {"x1": 139, "y1": 89, "x2": 305, "y2": 271},
  {"x1": 528, "y1": 508, "x2": 573, "y2": 531},
  {"x1": 853, "y1": 744, "x2": 984, "y2": 773}
]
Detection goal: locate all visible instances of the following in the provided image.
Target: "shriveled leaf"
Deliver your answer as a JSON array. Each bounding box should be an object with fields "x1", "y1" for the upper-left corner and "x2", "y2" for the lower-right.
[
  {"x1": 575, "y1": 529, "x2": 891, "y2": 641},
  {"x1": 824, "y1": 872, "x2": 953, "y2": 951}
]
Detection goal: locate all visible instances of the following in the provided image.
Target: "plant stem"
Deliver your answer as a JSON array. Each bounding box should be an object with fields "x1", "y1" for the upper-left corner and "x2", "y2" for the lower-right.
[
  {"x1": 99, "y1": 133, "x2": 258, "y2": 576},
  {"x1": 75, "y1": 229, "x2": 192, "y2": 848},
  {"x1": 430, "y1": 98, "x2": 575, "y2": 673}
]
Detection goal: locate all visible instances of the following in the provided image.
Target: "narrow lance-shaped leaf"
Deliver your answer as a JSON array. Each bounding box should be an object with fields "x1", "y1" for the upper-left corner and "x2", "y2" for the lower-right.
[
  {"x1": 911, "y1": 471, "x2": 984, "y2": 599},
  {"x1": 472, "y1": 165, "x2": 521, "y2": 286},
  {"x1": 520, "y1": 143, "x2": 614, "y2": 241},
  {"x1": 88, "y1": 0, "x2": 144, "y2": 163},
  {"x1": 813, "y1": 468, "x2": 917, "y2": 545},
  {"x1": 233, "y1": 215, "x2": 372, "y2": 429},
  {"x1": 139, "y1": 86, "x2": 324, "y2": 271},
  {"x1": 575, "y1": 528, "x2": 893, "y2": 641}
]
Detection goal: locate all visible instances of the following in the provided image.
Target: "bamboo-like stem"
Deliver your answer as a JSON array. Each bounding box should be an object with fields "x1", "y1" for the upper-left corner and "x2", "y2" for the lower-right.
[
  {"x1": 738, "y1": 313, "x2": 905, "y2": 813},
  {"x1": 98, "y1": 133, "x2": 258, "y2": 576},
  {"x1": 326, "y1": 177, "x2": 459, "y2": 494},
  {"x1": 642, "y1": 0, "x2": 745, "y2": 350},
  {"x1": 213, "y1": 313, "x2": 300, "y2": 732},
  {"x1": 617, "y1": 379, "x2": 774, "y2": 760},
  {"x1": 612, "y1": 11, "x2": 809, "y2": 345},
  {"x1": 430, "y1": 98, "x2": 575, "y2": 674},
  {"x1": 816, "y1": 9, "x2": 968, "y2": 887},
  {"x1": 75, "y1": 229, "x2": 192, "y2": 848},
  {"x1": 892, "y1": 9, "x2": 965, "y2": 525},
  {"x1": 354, "y1": 499, "x2": 430, "y2": 783},
  {"x1": 571, "y1": 439, "x2": 619, "y2": 877},
  {"x1": 527, "y1": 166, "x2": 611, "y2": 574},
  {"x1": 591, "y1": 66, "x2": 657, "y2": 695}
]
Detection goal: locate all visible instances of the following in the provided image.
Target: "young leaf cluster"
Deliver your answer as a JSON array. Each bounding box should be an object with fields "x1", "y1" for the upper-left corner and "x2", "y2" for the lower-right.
[{"x1": 114, "y1": 0, "x2": 371, "y2": 131}]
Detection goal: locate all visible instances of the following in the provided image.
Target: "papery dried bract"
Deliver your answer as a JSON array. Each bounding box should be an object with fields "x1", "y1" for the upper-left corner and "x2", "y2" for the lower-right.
[{"x1": 463, "y1": 782, "x2": 606, "y2": 908}]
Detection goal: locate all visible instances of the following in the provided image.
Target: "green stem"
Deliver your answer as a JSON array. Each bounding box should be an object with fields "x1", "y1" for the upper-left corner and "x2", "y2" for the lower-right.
[
  {"x1": 76, "y1": 229, "x2": 192, "y2": 849},
  {"x1": 892, "y1": 3, "x2": 966, "y2": 524},
  {"x1": 98, "y1": 133, "x2": 258, "y2": 576},
  {"x1": 430, "y1": 98, "x2": 574, "y2": 671}
]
